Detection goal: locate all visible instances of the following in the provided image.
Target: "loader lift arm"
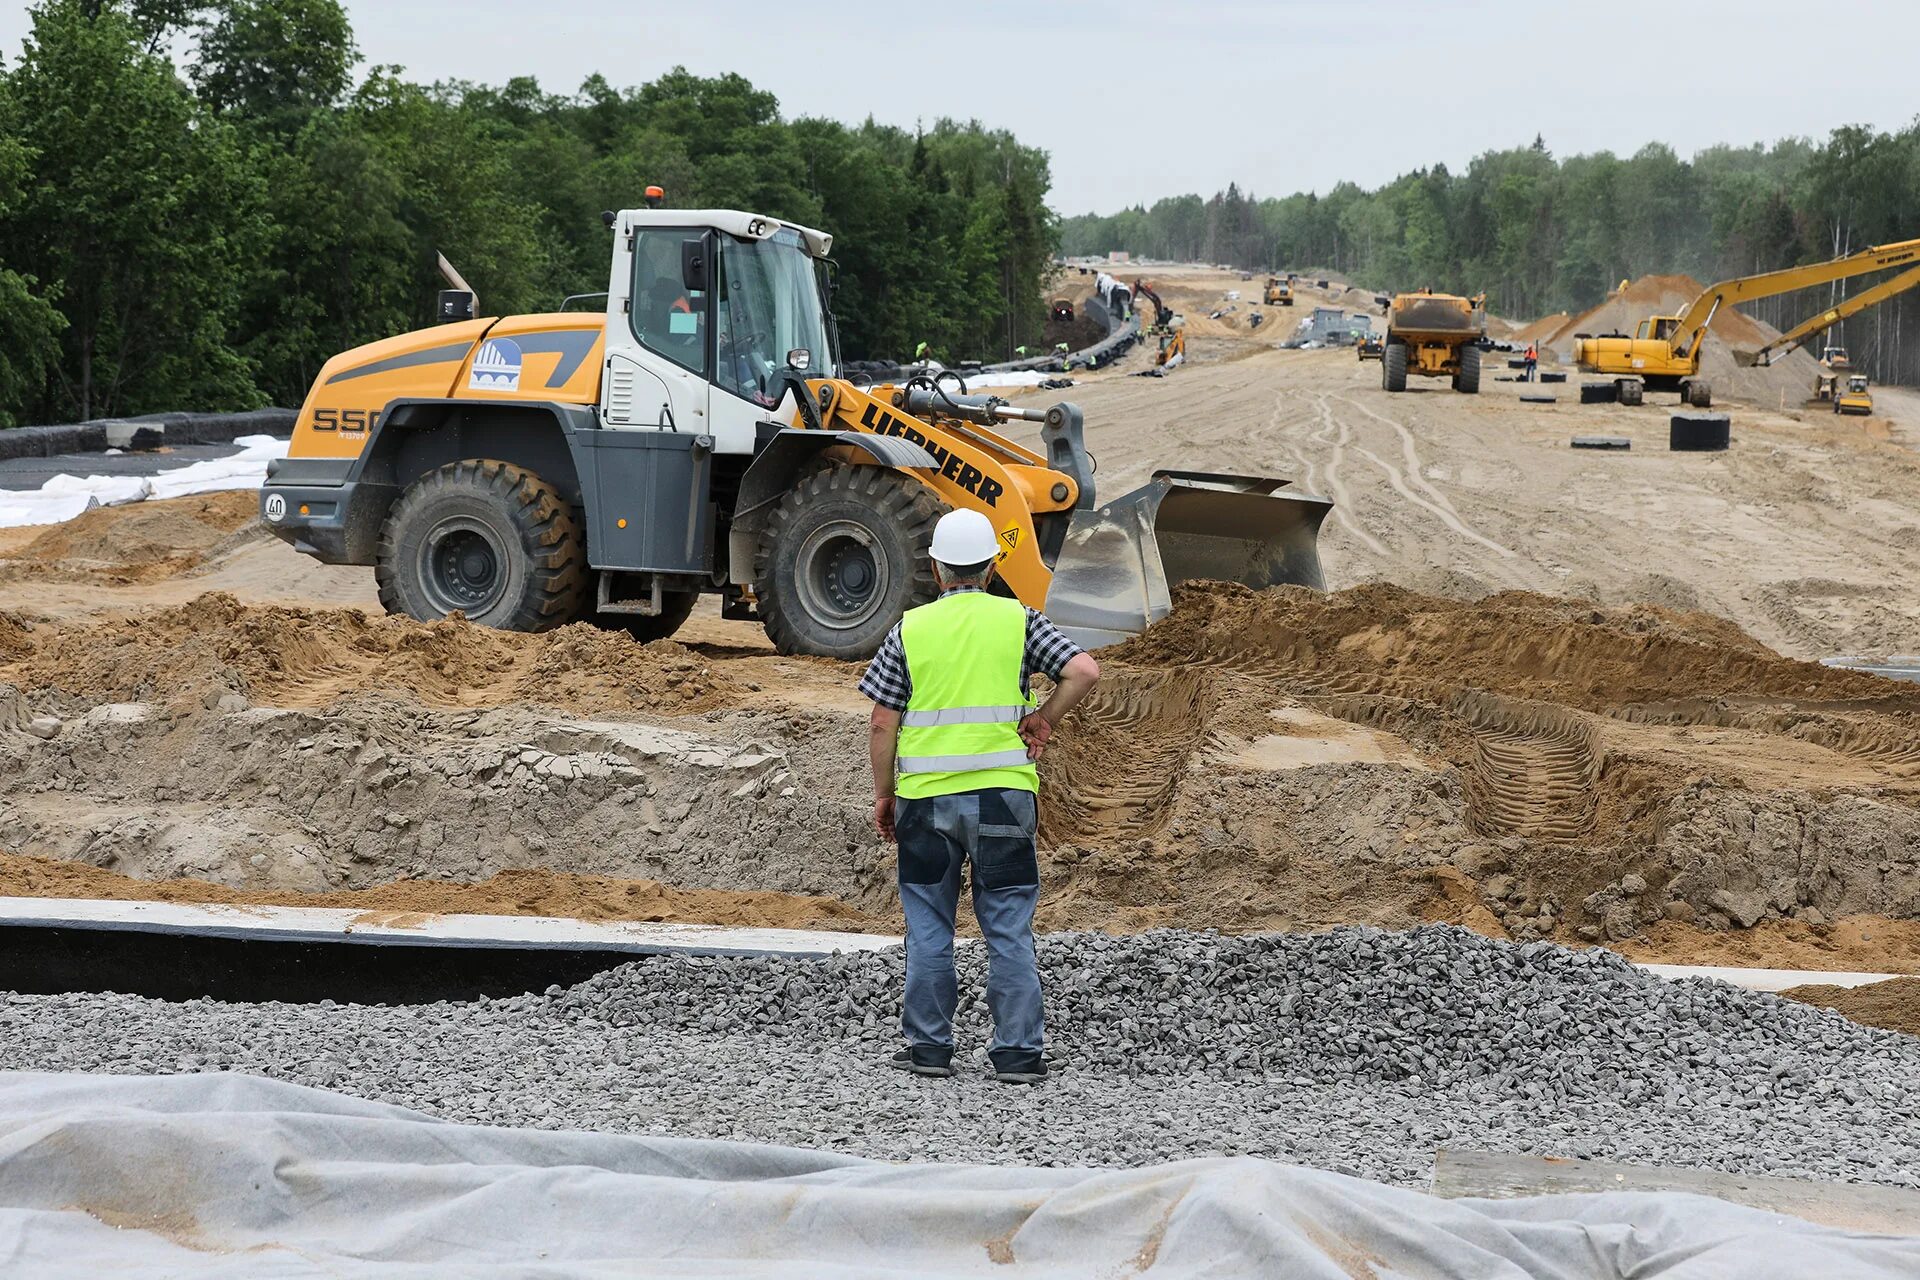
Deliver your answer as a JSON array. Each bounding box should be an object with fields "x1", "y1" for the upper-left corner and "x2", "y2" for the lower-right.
[{"x1": 1743, "y1": 258, "x2": 1920, "y2": 366}]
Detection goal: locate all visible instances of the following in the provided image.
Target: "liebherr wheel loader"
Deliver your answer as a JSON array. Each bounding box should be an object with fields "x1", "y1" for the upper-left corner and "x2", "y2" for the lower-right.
[{"x1": 261, "y1": 201, "x2": 1332, "y2": 658}]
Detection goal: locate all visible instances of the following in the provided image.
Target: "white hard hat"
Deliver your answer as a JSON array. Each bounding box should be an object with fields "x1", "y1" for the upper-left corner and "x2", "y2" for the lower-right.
[{"x1": 930, "y1": 509, "x2": 1000, "y2": 566}]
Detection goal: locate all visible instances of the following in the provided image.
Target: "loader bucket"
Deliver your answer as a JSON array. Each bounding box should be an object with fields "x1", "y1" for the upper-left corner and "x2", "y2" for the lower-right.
[{"x1": 1041, "y1": 471, "x2": 1332, "y2": 649}]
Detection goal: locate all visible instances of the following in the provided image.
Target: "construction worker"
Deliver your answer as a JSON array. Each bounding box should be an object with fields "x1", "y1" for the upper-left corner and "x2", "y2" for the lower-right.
[
  {"x1": 1523, "y1": 342, "x2": 1538, "y2": 382},
  {"x1": 860, "y1": 509, "x2": 1101, "y2": 1084}
]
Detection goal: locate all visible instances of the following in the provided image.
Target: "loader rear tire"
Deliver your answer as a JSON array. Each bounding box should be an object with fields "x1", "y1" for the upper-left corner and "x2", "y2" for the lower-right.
[
  {"x1": 1382, "y1": 341, "x2": 1408, "y2": 392},
  {"x1": 755, "y1": 464, "x2": 946, "y2": 659},
  {"x1": 375, "y1": 459, "x2": 588, "y2": 631},
  {"x1": 1455, "y1": 345, "x2": 1482, "y2": 394}
]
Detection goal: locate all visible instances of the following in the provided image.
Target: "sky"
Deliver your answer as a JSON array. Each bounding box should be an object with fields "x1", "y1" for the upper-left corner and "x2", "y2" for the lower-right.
[{"x1": 5, "y1": 0, "x2": 1919, "y2": 213}]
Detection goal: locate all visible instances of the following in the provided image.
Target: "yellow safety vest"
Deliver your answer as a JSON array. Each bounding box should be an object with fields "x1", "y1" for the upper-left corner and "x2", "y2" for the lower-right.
[{"x1": 895, "y1": 592, "x2": 1039, "y2": 800}]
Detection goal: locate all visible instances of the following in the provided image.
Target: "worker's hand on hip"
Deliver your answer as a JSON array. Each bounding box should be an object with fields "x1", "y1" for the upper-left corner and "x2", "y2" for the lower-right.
[
  {"x1": 873, "y1": 795, "x2": 897, "y2": 842},
  {"x1": 1019, "y1": 711, "x2": 1053, "y2": 760}
]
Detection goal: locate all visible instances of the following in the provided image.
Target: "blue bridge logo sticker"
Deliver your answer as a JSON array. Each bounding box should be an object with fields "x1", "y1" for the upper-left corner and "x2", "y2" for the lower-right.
[{"x1": 469, "y1": 338, "x2": 522, "y2": 391}]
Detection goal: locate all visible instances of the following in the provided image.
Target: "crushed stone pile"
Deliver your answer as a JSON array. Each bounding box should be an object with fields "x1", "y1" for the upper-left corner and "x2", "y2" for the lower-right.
[{"x1": 4, "y1": 926, "x2": 1917, "y2": 1187}]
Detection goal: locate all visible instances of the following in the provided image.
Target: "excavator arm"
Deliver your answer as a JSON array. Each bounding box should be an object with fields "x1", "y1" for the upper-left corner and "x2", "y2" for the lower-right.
[
  {"x1": 1741, "y1": 259, "x2": 1920, "y2": 366},
  {"x1": 1669, "y1": 237, "x2": 1920, "y2": 359}
]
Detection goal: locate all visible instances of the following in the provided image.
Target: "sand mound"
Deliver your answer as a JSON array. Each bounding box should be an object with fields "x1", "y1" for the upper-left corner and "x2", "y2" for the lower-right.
[
  {"x1": 1110, "y1": 582, "x2": 1908, "y2": 713},
  {"x1": 0, "y1": 592, "x2": 742, "y2": 715},
  {"x1": 15, "y1": 491, "x2": 258, "y2": 565},
  {"x1": 1785, "y1": 976, "x2": 1920, "y2": 1039},
  {"x1": 1539, "y1": 274, "x2": 1823, "y2": 405}
]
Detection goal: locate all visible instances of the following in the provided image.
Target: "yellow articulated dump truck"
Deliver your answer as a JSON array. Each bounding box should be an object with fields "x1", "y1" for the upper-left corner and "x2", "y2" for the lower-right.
[
  {"x1": 261, "y1": 197, "x2": 1332, "y2": 657},
  {"x1": 1381, "y1": 291, "x2": 1487, "y2": 393},
  {"x1": 1264, "y1": 276, "x2": 1293, "y2": 306}
]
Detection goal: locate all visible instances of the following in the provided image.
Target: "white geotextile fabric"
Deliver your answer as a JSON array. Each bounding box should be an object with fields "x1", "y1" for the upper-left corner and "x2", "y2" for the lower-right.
[
  {"x1": 0, "y1": 435, "x2": 287, "y2": 527},
  {"x1": 1, "y1": 1073, "x2": 1915, "y2": 1277}
]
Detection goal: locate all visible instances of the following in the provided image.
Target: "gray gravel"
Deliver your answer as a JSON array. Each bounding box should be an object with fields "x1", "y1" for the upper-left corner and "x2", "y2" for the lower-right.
[{"x1": 3, "y1": 925, "x2": 1917, "y2": 1188}]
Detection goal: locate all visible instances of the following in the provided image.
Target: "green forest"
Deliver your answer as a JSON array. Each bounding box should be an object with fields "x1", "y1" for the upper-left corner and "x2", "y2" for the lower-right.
[
  {"x1": 0, "y1": 0, "x2": 1058, "y2": 426},
  {"x1": 1061, "y1": 130, "x2": 1920, "y2": 386}
]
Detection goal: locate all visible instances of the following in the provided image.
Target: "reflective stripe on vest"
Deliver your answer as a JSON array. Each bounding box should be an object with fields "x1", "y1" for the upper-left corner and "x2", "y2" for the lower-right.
[
  {"x1": 895, "y1": 592, "x2": 1038, "y2": 800},
  {"x1": 898, "y1": 748, "x2": 1036, "y2": 772},
  {"x1": 899, "y1": 705, "x2": 1029, "y2": 728}
]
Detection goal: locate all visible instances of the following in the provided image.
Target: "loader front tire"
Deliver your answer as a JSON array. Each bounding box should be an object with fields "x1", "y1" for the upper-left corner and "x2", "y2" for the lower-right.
[
  {"x1": 375, "y1": 459, "x2": 587, "y2": 631},
  {"x1": 1382, "y1": 341, "x2": 1408, "y2": 392},
  {"x1": 1455, "y1": 344, "x2": 1481, "y2": 394},
  {"x1": 755, "y1": 464, "x2": 946, "y2": 659}
]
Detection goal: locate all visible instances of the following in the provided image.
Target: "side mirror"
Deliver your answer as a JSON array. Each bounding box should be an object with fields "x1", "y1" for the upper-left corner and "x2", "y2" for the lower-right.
[
  {"x1": 680, "y1": 238, "x2": 709, "y2": 294},
  {"x1": 437, "y1": 289, "x2": 474, "y2": 323},
  {"x1": 786, "y1": 348, "x2": 812, "y2": 371}
]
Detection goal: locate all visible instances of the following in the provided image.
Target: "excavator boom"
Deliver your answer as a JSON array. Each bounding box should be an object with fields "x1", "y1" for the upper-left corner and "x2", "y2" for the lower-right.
[
  {"x1": 1741, "y1": 259, "x2": 1920, "y2": 366},
  {"x1": 1668, "y1": 237, "x2": 1920, "y2": 359}
]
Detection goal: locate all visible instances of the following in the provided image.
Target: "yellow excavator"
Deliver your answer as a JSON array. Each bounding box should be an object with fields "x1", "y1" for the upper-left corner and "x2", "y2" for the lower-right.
[
  {"x1": 260, "y1": 196, "x2": 1331, "y2": 657},
  {"x1": 1576, "y1": 237, "x2": 1920, "y2": 407}
]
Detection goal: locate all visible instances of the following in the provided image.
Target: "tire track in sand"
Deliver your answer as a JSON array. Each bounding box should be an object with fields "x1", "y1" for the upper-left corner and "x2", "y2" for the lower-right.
[
  {"x1": 1327, "y1": 393, "x2": 1518, "y2": 559},
  {"x1": 1298, "y1": 393, "x2": 1389, "y2": 557}
]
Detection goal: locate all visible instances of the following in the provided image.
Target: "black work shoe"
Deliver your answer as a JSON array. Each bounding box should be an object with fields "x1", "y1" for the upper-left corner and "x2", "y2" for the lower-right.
[
  {"x1": 888, "y1": 1045, "x2": 954, "y2": 1077},
  {"x1": 990, "y1": 1052, "x2": 1048, "y2": 1085}
]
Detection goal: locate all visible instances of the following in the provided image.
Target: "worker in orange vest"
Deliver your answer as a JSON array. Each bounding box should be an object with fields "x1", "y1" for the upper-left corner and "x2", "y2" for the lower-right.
[{"x1": 1524, "y1": 342, "x2": 1538, "y2": 382}]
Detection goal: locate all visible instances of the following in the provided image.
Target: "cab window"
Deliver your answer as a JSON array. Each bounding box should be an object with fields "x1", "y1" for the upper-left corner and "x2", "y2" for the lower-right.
[{"x1": 630, "y1": 229, "x2": 708, "y2": 376}]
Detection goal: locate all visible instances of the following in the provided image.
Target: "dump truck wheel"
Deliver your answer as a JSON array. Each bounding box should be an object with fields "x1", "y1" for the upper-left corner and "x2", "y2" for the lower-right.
[
  {"x1": 755, "y1": 464, "x2": 946, "y2": 659},
  {"x1": 1382, "y1": 342, "x2": 1408, "y2": 392},
  {"x1": 606, "y1": 590, "x2": 699, "y2": 644},
  {"x1": 375, "y1": 459, "x2": 587, "y2": 631},
  {"x1": 1455, "y1": 345, "x2": 1482, "y2": 394}
]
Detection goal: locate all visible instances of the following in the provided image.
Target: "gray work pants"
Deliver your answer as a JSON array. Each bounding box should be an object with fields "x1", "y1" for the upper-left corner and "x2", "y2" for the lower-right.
[{"x1": 894, "y1": 787, "x2": 1044, "y2": 1067}]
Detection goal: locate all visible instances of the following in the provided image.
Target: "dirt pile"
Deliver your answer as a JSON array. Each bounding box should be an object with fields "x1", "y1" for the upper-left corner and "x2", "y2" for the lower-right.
[
  {"x1": 1537, "y1": 274, "x2": 1821, "y2": 405},
  {"x1": 1110, "y1": 582, "x2": 1908, "y2": 712},
  {"x1": 1784, "y1": 976, "x2": 1920, "y2": 1038},
  {"x1": 1082, "y1": 582, "x2": 1920, "y2": 951},
  {"x1": 0, "y1": 852, "x2": 885, "y2": 932},
  {"x1": 0, "y1": 592, "x2": 742, "y2": 716},
  {"x1": 0, "y1": 491, "x2": 261, "y2": 584}
]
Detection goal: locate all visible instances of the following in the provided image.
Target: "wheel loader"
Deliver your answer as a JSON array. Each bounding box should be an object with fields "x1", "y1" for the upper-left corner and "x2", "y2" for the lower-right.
[
  {"x1": 261, "y1": 201, "x2": 1331, "y2": 657},
  {"x1": 1380, "y1": 291, "x2": 1486, "y2": 393}
]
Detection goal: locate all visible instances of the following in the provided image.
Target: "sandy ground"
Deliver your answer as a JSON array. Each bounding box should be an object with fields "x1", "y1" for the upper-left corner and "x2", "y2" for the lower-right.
[{"x1": 4, "y1": 278, "x2": 1920, "y2": 992}]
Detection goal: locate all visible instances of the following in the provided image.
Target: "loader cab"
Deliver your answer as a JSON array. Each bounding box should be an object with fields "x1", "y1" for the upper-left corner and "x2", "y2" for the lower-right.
[{"x1": 601, "y1": 207, "x2": 838, "y2": 455}]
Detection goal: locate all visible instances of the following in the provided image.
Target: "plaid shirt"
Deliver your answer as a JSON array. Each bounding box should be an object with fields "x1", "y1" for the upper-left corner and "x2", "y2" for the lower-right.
[{"x1": 858, "y1": 587, "x2": 1083, "y2": 712}]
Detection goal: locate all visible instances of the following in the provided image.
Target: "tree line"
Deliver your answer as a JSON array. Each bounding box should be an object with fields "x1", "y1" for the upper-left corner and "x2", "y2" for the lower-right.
[
  {"x1": 0, "y1": 0, "x2": 1058, "y2": 427},
  {"x1": 1062, "y1": 129, "x2": 1920, "y2": 386}
]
